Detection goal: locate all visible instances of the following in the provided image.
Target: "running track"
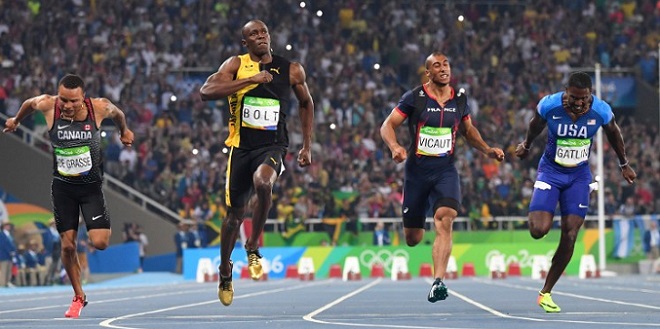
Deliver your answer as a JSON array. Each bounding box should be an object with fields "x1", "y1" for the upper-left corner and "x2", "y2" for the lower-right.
[{"x1": 1, "y1": 273, "x2": 659, "y2": 329}]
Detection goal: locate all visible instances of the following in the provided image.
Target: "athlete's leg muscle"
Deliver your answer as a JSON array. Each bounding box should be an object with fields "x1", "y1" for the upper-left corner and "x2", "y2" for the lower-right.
[
  {"x1": 246, "y1": 164, "x2": 277, "y2": 250},
  {"x1": 432, "y1": 206, "x2": 457, "y2": 280},
  {"x1": 60, "y1": 230, "x2": 84, "y2": 296},
  {"x1": 220, "y1": 206, "x2": 245, "y2": 276},
  {"x1": 542, "y1": 214, "x2": 584, "y2": 293},
  {"x1": 87, "y1": 229, "x2": 110, "y2": 250},
  {"x1": 404, "y1": 227, "x2": 424, "y2": 246},
  {"x1": 529, "y1": 211, "x2": 554, "y2": 239}
]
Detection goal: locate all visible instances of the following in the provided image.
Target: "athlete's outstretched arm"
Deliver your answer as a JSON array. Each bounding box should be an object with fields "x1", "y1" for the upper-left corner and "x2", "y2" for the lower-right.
[
  {"x1": 515, "y1": 111, "x2": 547, "y2": 159},
  {"x1": 459, "y1": 117, "x2": 504, "y2": 161},
  {"x1": 3, "y1": 95, "x2": 55, "y2": 133},
  {"x1": 602, "y1": 119, "x2": 636, "y2": 184},
  {"x1": 291, "y1": 62, "x2": 314, "y2": 167}
]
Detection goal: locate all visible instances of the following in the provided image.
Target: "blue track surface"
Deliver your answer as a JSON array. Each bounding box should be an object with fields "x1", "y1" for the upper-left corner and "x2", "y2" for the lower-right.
[{"x1": 1, "y1": 273, "x2": 659, "y2": 329}]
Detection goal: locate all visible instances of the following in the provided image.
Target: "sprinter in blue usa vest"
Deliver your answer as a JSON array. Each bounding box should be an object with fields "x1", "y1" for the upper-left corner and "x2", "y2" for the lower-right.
[
  {"x1": 381, "y1": 52, "x2": 505, "y2": 303},
  {"x1": 515, "y1": 71, "x2": 636, "y2": 313}
]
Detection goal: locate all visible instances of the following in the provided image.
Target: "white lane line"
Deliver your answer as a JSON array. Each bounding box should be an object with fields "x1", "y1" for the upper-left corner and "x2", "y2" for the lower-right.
[
  {"x1": 302, "y1": 279, "x2": 381, "y2": 323},
  {"x1": 1, "y1": 281, "x2": 275, "y2": 314},
  {"x1": 472, "y1": 278, "x2": 660, "y2": 310},
  {"x1": 0, "y1": 287, "x2": 211, "y2": 314},
  {"x1": 99, "y1": 281, "x2": 327, "y2": 329},
  {"x1": 517, "y1": 276, "x2": 660, "y2": 294},
  {"x1": 303, "y1": 279, "x2": 480, "y2": 329},
  {"x1": 446, "y1": 278, "x2": 660, "y2": 327}
]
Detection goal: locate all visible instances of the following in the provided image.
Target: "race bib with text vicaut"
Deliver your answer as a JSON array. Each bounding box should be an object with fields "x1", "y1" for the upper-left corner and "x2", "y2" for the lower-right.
[
  {"x1": 242, "y1": 96, "x2": 280, "y2": 130},
  {"x1": 417, "y1": 126, "x2": 453, "y2": 156},
  {"x1": 555, "y1": 138, "x2": 590, "y2": 167},
  {"x1": 55, "y1": 146, "x2": 92, "y2": 176}
]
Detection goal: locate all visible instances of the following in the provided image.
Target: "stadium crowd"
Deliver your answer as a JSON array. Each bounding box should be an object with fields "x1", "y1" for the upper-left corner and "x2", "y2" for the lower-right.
[{"x1": 1, "y1": 0, "x2": 658, "y2": 236}]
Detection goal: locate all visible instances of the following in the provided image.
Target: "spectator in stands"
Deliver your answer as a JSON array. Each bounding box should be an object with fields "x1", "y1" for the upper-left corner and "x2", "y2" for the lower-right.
[
  {"x1": 43, "y1": 218, "x2": 62, "y2": 285},
  {"x1": 192, "y1": 200, "x2": 212, "y2": 247},
  {"x1": 372, "y1": 221, "x2": 391, "y2": 246},
  {"x1": 174, "y1": 221, "x2": 190, "y2": 274},
  {"x1": 15, "y1": 244, "x2": 27, "y2": 286},
  {"x1": 0, "y1": 198, "x2": 8, "y2": 223},
  {"x1": 135, "y1": 225, "x2": 148, "y2": 272},
  {"x1": 643, "y1": 220, "x2": 660, "y2": 260},
  {"x1": 24, "y1": 240, "x2": 41, "y2": 286},
  {"x1": 0, "y1": 221, "x2": 16, "y2": 287},
  {"x1": 104, "y1": 132, "x2": 123, "y2": 176}
]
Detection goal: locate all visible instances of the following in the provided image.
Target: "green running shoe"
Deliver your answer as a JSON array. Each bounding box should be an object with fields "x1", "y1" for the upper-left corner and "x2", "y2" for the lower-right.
[{"x1": 537, "y1": 291, "x2": 561, "y2": 313}]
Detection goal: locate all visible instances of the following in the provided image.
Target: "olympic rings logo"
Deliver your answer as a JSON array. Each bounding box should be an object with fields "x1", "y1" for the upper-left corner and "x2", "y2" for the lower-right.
[{"x1": 359, "y1": 249, "x2": 409, "y2": 269}]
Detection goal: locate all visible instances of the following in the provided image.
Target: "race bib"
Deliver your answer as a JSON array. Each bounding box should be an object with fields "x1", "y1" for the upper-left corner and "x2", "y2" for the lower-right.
[
  {"x1": 55, "y1": 146, "x2": 92, "y2": 176},
  {"x1": 417, "y1": 126, "x2": 453, "y2": 156},
  {"x1": 241, "y1": 96, "x2": 280, "y2": 130},
  {"x1": 555, "y1": 138, "x2": 590, "y2": 167}
]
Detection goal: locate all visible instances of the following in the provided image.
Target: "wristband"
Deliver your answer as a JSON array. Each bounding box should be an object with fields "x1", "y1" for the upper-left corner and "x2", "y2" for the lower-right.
[
  {"x1": 522, "y1": 143, "x2": 530, "y2": 151},
  {"x1": 619, "y1": 161, "x2": 629, "y2": 168}
]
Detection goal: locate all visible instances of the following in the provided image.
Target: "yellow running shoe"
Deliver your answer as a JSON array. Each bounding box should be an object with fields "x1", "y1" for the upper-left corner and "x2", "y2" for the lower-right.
[
  {"x1": 218, "y1": 262, "x2": 234, "y2": 306},
  {"x1": 537, "y1": 291, "x2": 561, "y2": 313},
  {"x1": 245, "y1": 245, "x2": 263, "y2": 280}
]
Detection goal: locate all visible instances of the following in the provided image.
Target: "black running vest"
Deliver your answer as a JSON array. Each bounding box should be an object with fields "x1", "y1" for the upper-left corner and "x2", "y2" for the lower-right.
[
  {"x1": 49, "y1": 99, "x2": 103, "y2": 184},
  {"x1": 226, "y1": 54, "x2": 291, "y2": 150}
]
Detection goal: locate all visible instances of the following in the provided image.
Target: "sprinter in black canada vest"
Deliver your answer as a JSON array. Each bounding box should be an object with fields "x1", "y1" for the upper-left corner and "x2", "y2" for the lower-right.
[{"x1": 4, "y1": 74, "x2": 134, "y2": 318}]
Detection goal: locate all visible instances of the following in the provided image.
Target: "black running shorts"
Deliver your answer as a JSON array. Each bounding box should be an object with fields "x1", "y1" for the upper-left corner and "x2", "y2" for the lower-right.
[
  {"x1": 225, "y1": 146, "x2": 286, "y2": 208},
  {"x1": 51, "y1": 179, "x2": 111, "y2": 233}
]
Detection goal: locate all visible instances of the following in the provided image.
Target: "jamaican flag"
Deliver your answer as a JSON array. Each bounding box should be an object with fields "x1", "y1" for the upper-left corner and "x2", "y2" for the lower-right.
[
  {"x1": 278, "y1": 201, "x2": 304, "y2": 244},
  {"x1": 320, "y1": 190, "x2": 361, "y2": 245},
  {"x1": 282, "y1": 217, "x2": 305, "y2": 244},
  {"x1": 205, "y1": 199, "x2": 227, "y2": 246}
]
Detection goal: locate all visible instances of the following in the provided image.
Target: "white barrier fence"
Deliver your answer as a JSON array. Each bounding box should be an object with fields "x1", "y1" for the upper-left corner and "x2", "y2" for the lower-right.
[{"x1": 263, "y1": 215, "x2": 659, "y2": 233}]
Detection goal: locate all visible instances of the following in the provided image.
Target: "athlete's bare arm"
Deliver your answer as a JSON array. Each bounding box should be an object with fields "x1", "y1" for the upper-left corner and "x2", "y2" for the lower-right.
[
  {"x1": 200, "y1": 56, "x2": 274, "y2": 101},
  {"x1": 291, "y1": 62, "x2": 314, "y2": 167},
  {"x1": 459, "y1": 117, "x2": 504, "y2": 161},
  {"x1": 602, "y1": 119, "x2": 636, "y2": 184},
  {"x1": 380, "y1": 109, "x2": 407, "y2": 163},
  {"x1": 516, "y1": 111, "x2": 547, "y2": 159},
  {"x1": 91, "y1": 98, "x2": 134, "y2": 146},
  {"x1": 3, "y1": 95, "x2": 56, "y2": 133}
]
